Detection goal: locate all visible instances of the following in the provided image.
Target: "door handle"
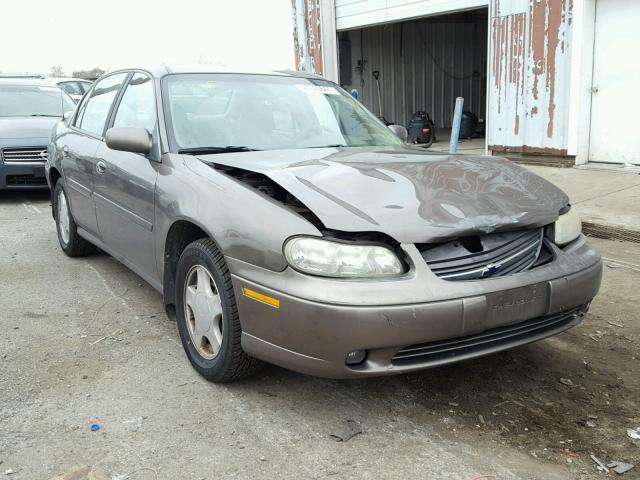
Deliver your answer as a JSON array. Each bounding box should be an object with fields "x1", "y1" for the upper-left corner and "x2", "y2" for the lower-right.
[{"x1": 96, "y1": 160, "x2": 107, "y2": 174}]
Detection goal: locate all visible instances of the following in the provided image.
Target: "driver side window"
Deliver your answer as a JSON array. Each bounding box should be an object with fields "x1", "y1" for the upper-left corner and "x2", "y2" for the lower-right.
[{"x1": 112, "y1": 73, "x2": 156, "y2": 133}]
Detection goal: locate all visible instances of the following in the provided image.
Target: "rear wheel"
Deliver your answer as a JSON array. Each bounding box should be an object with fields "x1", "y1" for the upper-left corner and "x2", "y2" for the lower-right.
[
  {"x1": 53, "y1": 181, "x2": 95, "y2": 257},
  {"x1": 175, "y1": 238, "x2": 262, "y2": 382}
]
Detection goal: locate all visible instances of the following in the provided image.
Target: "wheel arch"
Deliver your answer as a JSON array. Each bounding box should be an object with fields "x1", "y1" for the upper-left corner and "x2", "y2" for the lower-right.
[
  {"x1": 48, "y1": 167, "x2": 62, "y2": 218},
  {"x1": 162, "y1": 218, "x2": 219, "y2": 320}
]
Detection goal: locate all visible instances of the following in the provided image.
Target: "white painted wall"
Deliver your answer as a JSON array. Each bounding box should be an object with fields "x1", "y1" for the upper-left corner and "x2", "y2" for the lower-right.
[
  {"x1": 335, "y1": 0, "x2": 488, "y2": 31},
  {"x1": 567, "y1": 0, "x2": 596, "y2": 164},
  {"x1": 588, "y1": 0, "x2": 640, "y2": 164}
]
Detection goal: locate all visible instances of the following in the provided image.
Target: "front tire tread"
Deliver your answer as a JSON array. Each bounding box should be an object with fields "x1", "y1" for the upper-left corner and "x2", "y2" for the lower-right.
[
  {"x1": 53, "y1": 181, "x2": 95, "y2": 257},
  {"x1": 177, "y1": 238, "x2": 262, "y2": 383}
]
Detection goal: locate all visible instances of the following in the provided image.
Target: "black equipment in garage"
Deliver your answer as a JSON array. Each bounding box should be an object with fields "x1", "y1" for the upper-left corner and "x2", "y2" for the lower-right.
[
  {"x1": 459, "y1": 110, "x2": 479, "y2": 139},
  {"x1": 407, "y1": 111, "x2": 436, "y2": 147}
]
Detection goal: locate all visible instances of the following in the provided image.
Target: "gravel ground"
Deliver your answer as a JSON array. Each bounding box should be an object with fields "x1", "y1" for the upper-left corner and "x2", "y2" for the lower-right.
[{"x1": 0, "y1": 190, "x2": 638, "y2": 480}]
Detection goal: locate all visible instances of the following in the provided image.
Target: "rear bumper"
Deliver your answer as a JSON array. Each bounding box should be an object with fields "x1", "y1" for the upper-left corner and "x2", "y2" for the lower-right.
[
  {"x1": 0, "y1": 162, "x2": 48, "y2": 189},
  {"x1": 229, "y1": 236, "x2": 602, "y2": 378}
]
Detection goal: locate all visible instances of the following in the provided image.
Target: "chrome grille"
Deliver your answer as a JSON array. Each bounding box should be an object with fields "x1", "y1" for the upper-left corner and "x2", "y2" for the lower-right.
[
  {"x1": 421, "y1": 228, "x2": 544, "y2": 281},
  {"x1": 1, "y1": 147, "x2": 48, "y2": 163}
]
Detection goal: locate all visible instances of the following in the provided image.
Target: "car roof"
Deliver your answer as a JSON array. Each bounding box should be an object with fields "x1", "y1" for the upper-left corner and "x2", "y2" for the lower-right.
[
  {"x1": 49, "y1": 77, "x2": 93, "y2": 83},
  {"x1": 101, "y1": 64, "x2": 325, "y2": 81},
  {"x1": 0, "y1": 77, "x2": 62, "y2": 88}
]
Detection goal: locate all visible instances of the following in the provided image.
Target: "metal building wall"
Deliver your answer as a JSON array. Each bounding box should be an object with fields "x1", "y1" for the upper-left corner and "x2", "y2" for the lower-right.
[
  {"x1": 488, "y1": 0, "x2": 574, "y2": 156},
  {"x1": 294, "y1": 0, "x2": 577, "y2": 158},
  {"x1": 341, "y1": 13, "x2": 488, "y2": 128}
]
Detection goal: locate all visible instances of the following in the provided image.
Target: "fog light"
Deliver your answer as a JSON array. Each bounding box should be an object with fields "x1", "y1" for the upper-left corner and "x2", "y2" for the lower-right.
[{"x1": 345, "y1": 349, "x2": 367, "y2": 366}]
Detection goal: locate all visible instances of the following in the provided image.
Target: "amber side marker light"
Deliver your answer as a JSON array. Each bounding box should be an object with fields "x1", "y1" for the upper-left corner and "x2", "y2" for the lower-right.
[{"x1": 242, "y1": 288, "x2": 280, "y2": 308}]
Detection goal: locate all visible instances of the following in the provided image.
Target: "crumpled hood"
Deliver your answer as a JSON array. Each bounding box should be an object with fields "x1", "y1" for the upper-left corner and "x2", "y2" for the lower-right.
[
  {"x1": 202, "y1": 146, "x2": 569, "y2": 243},
  {"x1": 0, "y1": 116, "x2": 59, "y2": 140}
]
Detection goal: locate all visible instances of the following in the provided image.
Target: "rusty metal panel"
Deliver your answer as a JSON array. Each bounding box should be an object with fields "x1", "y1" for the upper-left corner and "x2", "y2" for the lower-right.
[
  {"x1": 488, "y1": 0, "x2": 574, "y2": 155},
  {"x1": 292, "y1": 0, "x2": 324, "y2": 75},
  {"x1": 341, "y1": 12, "x2": 488, "y2": 128}
]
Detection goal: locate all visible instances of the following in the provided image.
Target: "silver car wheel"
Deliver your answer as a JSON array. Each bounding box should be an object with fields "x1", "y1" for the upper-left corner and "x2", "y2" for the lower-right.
[
  {"x1": 183, "y1": 265, "x2": 223, "y2": 360},
  {"x1": 57, "y1": 188, "x2": 70, "y2": 245}
]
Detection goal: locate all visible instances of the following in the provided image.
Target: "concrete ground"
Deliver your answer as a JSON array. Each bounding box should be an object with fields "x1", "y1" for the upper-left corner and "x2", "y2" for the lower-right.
[
  {"x1": 1, "y1": 190, "x2": 639, "y2": 480},
  {"x1": 424, "y1": 129, "x2": 487, "y2": 156},
  {"x1": 525, "y1": 164, "x2": 640, "y2": 234}
]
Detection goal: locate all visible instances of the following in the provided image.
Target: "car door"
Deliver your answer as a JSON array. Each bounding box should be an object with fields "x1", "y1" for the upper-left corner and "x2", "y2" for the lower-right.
[
  {"x1": 62, "y1": 72, "x2": 128, "y2": 236},
  {"x1": 93, "y1": 72, "x2": 160, "y2": 280}
]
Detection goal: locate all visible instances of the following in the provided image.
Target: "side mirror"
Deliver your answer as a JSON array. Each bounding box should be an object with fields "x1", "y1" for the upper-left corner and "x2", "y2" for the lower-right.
[
  {"x1": 105, "y1": 127, "x2": 151, "y2": 155},
  {"x1": 388, "y1": 124, "x2": 408, "y2": 143}
]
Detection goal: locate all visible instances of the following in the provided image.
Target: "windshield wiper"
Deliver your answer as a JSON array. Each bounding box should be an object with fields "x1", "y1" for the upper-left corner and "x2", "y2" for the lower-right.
[
  {"x1": 306, "y1": 144, "x2": 349, "y2": 148},
  {"x1": 178, "y1": 146, "x2": 260, "y2": 155}
]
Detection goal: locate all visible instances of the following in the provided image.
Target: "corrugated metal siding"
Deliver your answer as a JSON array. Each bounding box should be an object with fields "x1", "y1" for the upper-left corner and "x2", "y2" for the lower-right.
[
  {"x1": 336, "y1": 0, "x2": 488, "y2": 30},
  {"x1": 341, "y1": 13, "x2": 488, "y2": 128},
  {"x1": 488, "y1": 0, "x2": 574, "y2": 155}
]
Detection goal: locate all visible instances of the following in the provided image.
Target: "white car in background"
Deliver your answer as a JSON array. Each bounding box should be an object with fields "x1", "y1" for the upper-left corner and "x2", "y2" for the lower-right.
[{"x1": 49, "y1": 77, "x2": 93, "y2": 103}]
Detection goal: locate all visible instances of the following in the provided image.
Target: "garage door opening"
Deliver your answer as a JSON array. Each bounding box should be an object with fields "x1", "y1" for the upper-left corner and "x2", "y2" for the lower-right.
[{"x1": 337, "y1": 8, "x2": 489, "y2": 154}]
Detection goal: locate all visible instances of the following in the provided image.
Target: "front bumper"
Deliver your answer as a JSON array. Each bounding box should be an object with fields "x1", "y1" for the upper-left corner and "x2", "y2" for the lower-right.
[
  {"x1": 229, "y1": 235, "x2": 602, "y2": 378},
  {"x1": 0, "y1": 162, "x2": 48, "y2": 189}
]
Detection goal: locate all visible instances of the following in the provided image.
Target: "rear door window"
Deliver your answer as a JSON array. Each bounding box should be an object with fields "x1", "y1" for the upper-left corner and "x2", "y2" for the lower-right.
[
  {"x1": 77, "y1": 73, "x2": 128, "y2": 136},
  {"x1": 78, "y1": 81, "x2": 93, "y2": 94},
  {"x1": 59, "y1": 81, "x2": 82, "y2": 96}
]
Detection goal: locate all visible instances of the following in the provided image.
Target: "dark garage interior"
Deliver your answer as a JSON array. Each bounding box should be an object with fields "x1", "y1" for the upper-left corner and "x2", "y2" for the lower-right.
[{"x1": 338, "y1": 9, "x2": 488, "y2": 142}]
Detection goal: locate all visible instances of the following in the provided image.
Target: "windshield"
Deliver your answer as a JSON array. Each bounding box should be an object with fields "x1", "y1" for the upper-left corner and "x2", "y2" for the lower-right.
[
  {"x1": 163, "y1": 74, "x2": 402, "y2": 152},
  {"x1": 0, "y1": 84, "x2": 75, "y2": 117}
]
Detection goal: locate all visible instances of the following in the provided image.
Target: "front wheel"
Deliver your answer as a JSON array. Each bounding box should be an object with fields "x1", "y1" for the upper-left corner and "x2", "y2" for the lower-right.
[
  {"x1": 175, "y1": 239, "x2": 262, "y2": 382},
  {"x1": 53, "y1": 181, "x2": 95, "y2": 257}
]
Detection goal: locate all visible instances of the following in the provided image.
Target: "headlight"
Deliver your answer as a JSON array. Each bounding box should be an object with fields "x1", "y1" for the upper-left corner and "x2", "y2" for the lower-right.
[
  {"x1": 554, "y1": 208, "x2": 581, "y2": 245},
  {"x1": 284, "y1": 237, "x2": 403, "y2": 278}
]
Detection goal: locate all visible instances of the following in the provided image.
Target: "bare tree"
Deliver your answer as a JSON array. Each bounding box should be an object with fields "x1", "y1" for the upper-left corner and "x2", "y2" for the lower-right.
[
  {"x1": 50, "y1": 66, "x2": 64, "y2": 78},
  {"x1": 71, "y1": 67, "x2": 106, "y2": 80}
]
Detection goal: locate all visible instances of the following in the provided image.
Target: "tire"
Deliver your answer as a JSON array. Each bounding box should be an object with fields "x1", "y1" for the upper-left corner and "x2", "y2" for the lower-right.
[
  {"x1": 53, "y1": 181, "x2": 95, "y2": 257},
  {"x1": 175, "y1": 238, "x2": 262, "y2": 382}
]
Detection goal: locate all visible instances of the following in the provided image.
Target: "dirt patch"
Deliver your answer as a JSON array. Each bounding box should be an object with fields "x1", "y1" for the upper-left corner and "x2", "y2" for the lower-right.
[
  {"x1": 0, "y1": 192, "x2": 638, "y2": 479},
  {"x1": 396, "y1": 237, "x2": 640, "y2": 477}
]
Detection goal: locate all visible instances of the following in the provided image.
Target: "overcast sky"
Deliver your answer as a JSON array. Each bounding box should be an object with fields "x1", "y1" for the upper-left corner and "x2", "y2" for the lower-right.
[{"x1": 1, "y1": 0, "x2": 296, "y2": 75}]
